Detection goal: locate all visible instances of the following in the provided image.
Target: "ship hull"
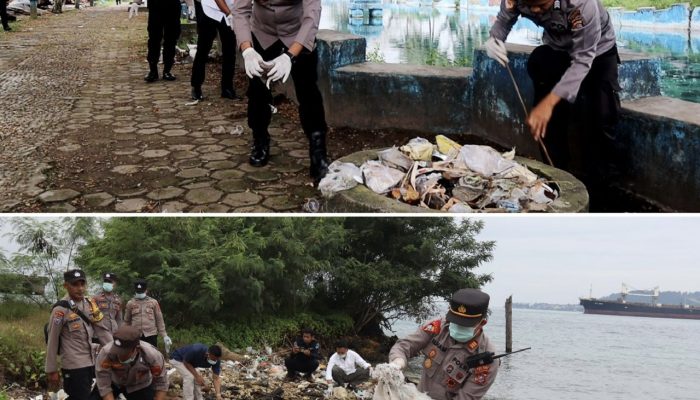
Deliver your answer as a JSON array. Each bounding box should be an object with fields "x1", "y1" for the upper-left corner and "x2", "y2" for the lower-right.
[{"x1": 579, "y1": 299, "x2": 700, "y2": 320}]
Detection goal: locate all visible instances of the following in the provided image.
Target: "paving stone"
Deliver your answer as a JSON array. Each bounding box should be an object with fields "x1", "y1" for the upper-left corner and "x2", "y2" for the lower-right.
[
  {"x1": 137, "y1": 128, "x2": 163, "y2": 135},
  {"x1": 113, "y1": 127, "x2": 137, "y2": 134},
  {"x1": 168, "y1": 144, "x2": 196, "y2": 151},
  {"x1": 271, "y1": 161, "x2": 305, "y2": 174},
  {"x1": 140, "y1": 149, "x2": 170, "y2": 158},
  {"x1": 185, "y1": 188, "x2": 223, "y2": 204},
  {"x1": 147, "y1": 187, "x2": 185, "y2": 200},
  {"x1": 288, "y1": 149, "x2": 308, "y2": 158},
  {"x1": 262, "y1": 196, "x2": 299, "y2": 211},
  {"x1": 114, "y1": 198, "x2": 148, "y2": 212},
  {"x1": 46, "y1": 203, "x2": 77, "y2": 213},
  {"x1": 216, "y1": 179, "x2": 249, "y2": 193},
  {"x1": 160, "y1": 201, "x2": 189, "y2": 213},
  {"x1": 205, "y1": 161, "x2": 238, "y2": 170},
  {"x1": 221, "y1": 192, "x2": 262, "y2": 207},
  {"x1": 39, "y1": 189, "x2": 81, "y2": 203},
  {"x1": 234, "y1": 205, "x2": 271, "y2": 212},
  {"x1": 196, "y1": 144, "x2": 225, "y2": 153},
  {"x1": 246, "y1": 170, "x2": 280, "y2": 183},
  {"x1": 172, "y1": 150, "x2": 199, "y2": 159},
  {"x1": 83, "y1": 192, "x2": 115, "y2": 208},
  {"x1": 137, "y1": 122, "x2": 161, "y2": 129},
  {"x1": 211, "y1": 169, "x2": 245, "y2": 180},
  {"x1": 115, "y1": 188, "x2": 149, "y2": 198},
  {"x1": 161, "y1": 129, "x2": 189, "y2": 137},
  {"x1": 176, "y1": 168, "x2": 209, "y2": 179},
  {"x1": 114, "y1": 148, "x2": 141, "y2": 156},
  {"x1": 112, "y1": 165, "x2": 141, "y2": 174},
  {"x1": 183, "y1": 181, "x2": 215, "y2": 190},
  {"x1": 146, "y1": 166, "x2": 177, "y2": 173},
  {"x1": 200, "y1": 152, "x2": 230, "y2": 161}
]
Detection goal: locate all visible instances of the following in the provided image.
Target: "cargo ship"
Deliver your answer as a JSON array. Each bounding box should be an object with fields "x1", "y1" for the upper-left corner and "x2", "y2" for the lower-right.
[{"x1": 579, "y1": 284, "x2": 700, "y2": 320}]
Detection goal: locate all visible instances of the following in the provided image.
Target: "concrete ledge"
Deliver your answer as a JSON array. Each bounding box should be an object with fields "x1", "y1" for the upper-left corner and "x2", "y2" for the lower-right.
[
  {"x1": 326, "y1": 149, "x2": 589, "y2": 213},
  {"x1": 693, "y1": 7, "x2": 700, "y2": 31},
  {"x1": 613, "y1": 97, "x2": 700, "y2": 211}
]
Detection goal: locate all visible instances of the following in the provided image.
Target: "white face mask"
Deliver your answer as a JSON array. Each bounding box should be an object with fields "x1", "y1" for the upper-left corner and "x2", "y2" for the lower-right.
[
  {"x1": 449, "y1": 323, "x2": 477, "y2": 343},
  {"x1": 135, "y1": 293, "x2": 146, "y2": 299},
  {"x1": 207, "y1": 358, "x2": 217, "y2": 366},
  {"x1": 339, "y1": 354, "x2": 347, "y2": 360},
  {"x1": 120, "y1": 350, "x2": 137, "y2": 365}
]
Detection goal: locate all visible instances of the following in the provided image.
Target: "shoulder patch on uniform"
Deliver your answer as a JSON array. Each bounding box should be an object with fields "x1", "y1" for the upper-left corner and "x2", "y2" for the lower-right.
[
  {"x1": 422, "y1": 320, "x2": 442, "y2": 335},
  {"x1": 568, "y1": 7, "x2": 585, "y2": 29},
  {"x1": 150, "y1": 365, "x2": 163, "y2": 376},
  {"x1": 100, "y1": 359, "x2": 113, "y2": 369},
  {"x1": 54, "y1": 310, "x2": 65, "y2": 318},
  {"x1": 473, "y1": 365, "x2": 491, "y2": 385}
]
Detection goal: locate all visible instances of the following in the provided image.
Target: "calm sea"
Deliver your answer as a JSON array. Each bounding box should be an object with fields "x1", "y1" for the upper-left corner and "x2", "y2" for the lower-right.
[{"x1": 390, "y1": 307, "x2": 700, "y2": 400}]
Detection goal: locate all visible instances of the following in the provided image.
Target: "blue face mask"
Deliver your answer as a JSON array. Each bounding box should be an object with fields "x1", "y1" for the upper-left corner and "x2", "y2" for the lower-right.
[
  {"x1": 103, "y1": 282, "x2": 114, "y2": 292},
  {"x1": 449, "y1": 323, "x2": 477, "y2": 343},
  {"x1": 135, "y1": 293, "x2": 146, "y2": 299}
]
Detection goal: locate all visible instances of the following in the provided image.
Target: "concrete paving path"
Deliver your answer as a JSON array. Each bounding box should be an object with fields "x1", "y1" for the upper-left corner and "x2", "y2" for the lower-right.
[{"x1": 0, "y1": 6, "x2": 321, "y2": 212}]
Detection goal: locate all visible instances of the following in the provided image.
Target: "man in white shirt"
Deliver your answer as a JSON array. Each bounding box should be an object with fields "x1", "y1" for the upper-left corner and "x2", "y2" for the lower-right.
[{"x1": 325, "y1": 340, "x2": 371, "y2": 388}]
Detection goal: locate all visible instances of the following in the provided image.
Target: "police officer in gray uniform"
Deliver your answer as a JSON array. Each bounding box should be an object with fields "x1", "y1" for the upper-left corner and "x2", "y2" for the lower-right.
[
  {"x1": 45, "y1": 269, "x2": 113, "y2": 400},
  {"x1": 389, "y1": 289, "x2": 499, "y2": 400},
  {"x1": 486, "y1": 0, "x2": 620, "y2": 177}
]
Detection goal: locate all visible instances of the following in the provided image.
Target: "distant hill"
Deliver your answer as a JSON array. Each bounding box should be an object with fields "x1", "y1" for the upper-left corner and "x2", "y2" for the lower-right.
[
  {"x1": 600, "y1": 291, "x2": 700, "y2": 305},
  {"x1": 513, "y1": 303, "x2": 583, "y2": 312}
]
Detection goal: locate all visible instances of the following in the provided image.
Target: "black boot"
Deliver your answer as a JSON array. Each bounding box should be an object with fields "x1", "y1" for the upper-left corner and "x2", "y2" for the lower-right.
[
  {"x1": 308, "y1": 131, "x2": 330, "y2": 183},
  {"x1": 162, "y1": 71, "x2": 176, "y2": 81},
  {"x1": 221, "y1": 88, "x2": 242, "y2": 100},
  {"x1": 249, "y1": 131, "x2": 270, "y2": 167},
  {"x1": 191, "y1": 86, "x2": 203, "y2": 100},
  {"x1": 144, "y1": 63, "x2": 158, "y2": 82},
  {"x1": 2, "y1": 25, "x2": 11, "y2": 32}
]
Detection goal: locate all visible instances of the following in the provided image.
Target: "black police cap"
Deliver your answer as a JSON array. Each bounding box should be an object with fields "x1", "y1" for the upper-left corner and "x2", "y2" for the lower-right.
[
  {"x1": 64, "y1": 269, "x2": 87, "y2": 283},
  {"x1": 134, "y1": 279, "x2": 147, "y2": 293},
  {"x1": 446, "y1": 288, "x2": 490, "y2": 327}
]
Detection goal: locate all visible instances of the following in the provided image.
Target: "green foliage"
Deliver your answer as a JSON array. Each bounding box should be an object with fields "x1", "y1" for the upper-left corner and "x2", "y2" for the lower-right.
[
  {"x1": 366, "y1": 45, "x2": 385, "y2": 63},
  {"x1": 169, "y1": 313, "x2": 353, "y2": 351},
  {"x1": 0, "y1": 302, "x2": 47, "y2": 389}
]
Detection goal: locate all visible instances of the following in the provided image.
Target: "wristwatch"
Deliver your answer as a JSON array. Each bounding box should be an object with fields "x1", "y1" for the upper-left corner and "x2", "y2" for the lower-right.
[{"x1": 284, "y1": 50, "x2": 297, "y2": 64}]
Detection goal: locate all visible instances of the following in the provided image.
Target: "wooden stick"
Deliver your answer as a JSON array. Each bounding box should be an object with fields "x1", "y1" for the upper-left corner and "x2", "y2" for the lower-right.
[{"x1": 505, "y1": 64, "x2": 555, "y2": 167}]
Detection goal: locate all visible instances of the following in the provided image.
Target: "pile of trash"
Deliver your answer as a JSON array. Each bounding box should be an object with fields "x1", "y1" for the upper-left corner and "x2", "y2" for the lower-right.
[
  {"x1": 319, "y1": 136, "x2": 559, "y2": 213},
  {"x1": 166, "y1": 346, "x2": 375, "y2": 400}
]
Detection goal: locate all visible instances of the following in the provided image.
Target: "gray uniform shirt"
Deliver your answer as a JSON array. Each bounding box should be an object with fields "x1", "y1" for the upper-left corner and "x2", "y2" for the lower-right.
[
  {"x1": 93, "y1": 292, "x2": 123, "y2": 334},
  {"x1": 124, "y1": 296, "x2": 167, "y2": 338},
  {"x1": 45, "y1": 296, "x2": 113, "y2": 373},
  {"x1": 233, "y1": 0, "x2": 322, "y2": 51},
  {"x1": 490, "y1": 0, "x2": 616, "y2": 103},
  {"x1": 389, "y1": 318, "x2": 499, "y2": 400},
  {"x1": 95, "y1": 341, "x2": 168, "y2": 396}
]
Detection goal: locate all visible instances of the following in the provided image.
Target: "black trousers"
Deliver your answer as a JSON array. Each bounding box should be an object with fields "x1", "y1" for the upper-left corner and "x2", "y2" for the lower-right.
[
  {"x1": 527, "y1": 44, "x2": 621, "y2": 175},
  {"x1": 247, "y1": 36, "x2": 327, "y2": 136},
  {"x1": 332, "y1": 365, "x2": 370, "y2": 385},
  {"x1": 92, "y1": 383, "x2": 155, "y2": 400},
  {"x1": 147, "y1": 0, "x2": 181, "y2": 71},
  {"x1": 285, "y1": 355, "x2": 319, "y2": 375},
  {"x1": 1, "y1": 0, "x2": 10, "y2": 29},
  {"x1": 116, "y1": 0, "x2": 121, "y2": 5},
  {"x1": 141, "y1": 334, "x2": 158, "y2": 348},
  {"x1": 190, "y1": 1, "x2": 236, "y2": 91},
  {"x1": 62, "y1": 366, "x2": 99, "y2": 400}
]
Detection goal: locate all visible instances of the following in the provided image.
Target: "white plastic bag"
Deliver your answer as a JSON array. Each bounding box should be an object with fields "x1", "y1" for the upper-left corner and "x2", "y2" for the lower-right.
[
  {"x1": 372, "y1": 363, "x2": 431, "y2": 400},
  {"x1": 318, "y1": 161, "x2": 363, "y2": 197},
  {"x1": 399, "y1": 137, "x2": 434, "y2": 161},
  {"x1": 378, "y1": 147, "x2": 413, "y2": 171},
  {"x1": 361, "y1": 161, "x2": 405, "y2": 194}
]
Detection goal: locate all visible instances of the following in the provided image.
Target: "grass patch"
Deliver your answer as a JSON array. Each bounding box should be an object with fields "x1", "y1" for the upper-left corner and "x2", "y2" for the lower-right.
[{"x1": 0, "y1": 301, "x2": 48, "y2": 389}]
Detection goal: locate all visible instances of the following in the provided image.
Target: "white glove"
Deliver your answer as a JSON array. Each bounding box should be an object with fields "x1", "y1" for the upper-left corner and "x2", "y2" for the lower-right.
[
  {"x1": 224, "y1": 13, "x2": 233, "y2": 28},
  {"x1": 242, "y1": 47, "x2": 265, "y2": 79},
  {"x1": 164, "y1": 336, "x2": 172, "y2": 347},
  {"x1": 389, "y1": 358, "x2": 406, "y2": 370},
  {"x1": 187, "y1": 5, "x2": 195, "y2": 19},
  {"x1": 264, "y1": 53, "x2": 293, "y2": 89},
  {"x1": 485, "y1": 37, "x2": 509, "y2": 67}
]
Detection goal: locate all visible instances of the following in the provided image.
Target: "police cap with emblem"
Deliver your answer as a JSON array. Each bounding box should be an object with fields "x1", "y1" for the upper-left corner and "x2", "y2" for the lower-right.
[
  {"x1": 110, "y1": 325, "x2": 141, "y2": 356},
  {"x1": 103, "y1": 272, "x2": 117, "y2": 283},
  {"x1": 134, "y1": 279, "x2": 147, "y2": 293},
  {"x1": 446, "y1": 288, "x2": 489, "y2": 327},
  {"x1": 64, "y1": 269, "x2": 87, "y2": 283}
]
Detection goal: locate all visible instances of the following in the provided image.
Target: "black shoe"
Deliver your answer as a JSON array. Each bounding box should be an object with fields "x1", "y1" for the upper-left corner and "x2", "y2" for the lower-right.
[
  {"x1": 2, "y1": 25, "x2": 10, "y2": 32},
  {"x1": 144, "y1": 71, "x2": 158, "y2": 82},
  {"x1": 191, "y1": 86, "x2": 203, "y2": 100},
  {"x1": 249, "y1": 132, "x2": 270, "y2": 167},
  {"x1": 347, "y1": 384, "x2": 357, "y2": 391},
  {"x1": 221, "y1": 88, "x2": 242, "y2": 100},
  {"x1": 284, "y1": 373, "x2": 299, "y2": 382},
  {"x1": 162, "y1": 72, "x2": 176, "y2": 81},
  {"x1": 308, "y1": 131, "x2": 330, "y2": 183}
]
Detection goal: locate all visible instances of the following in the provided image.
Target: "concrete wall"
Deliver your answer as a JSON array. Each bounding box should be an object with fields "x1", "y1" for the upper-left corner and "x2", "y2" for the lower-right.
[
  {"x1": 314, "y1": 30, "x2": 700, "y2": 210},
  {"x1": 609, "y1": 4, "x2": 691, "y2": 31},
  {"x1": 693, "y1": 6, "x2": 700, "y2": 31}
]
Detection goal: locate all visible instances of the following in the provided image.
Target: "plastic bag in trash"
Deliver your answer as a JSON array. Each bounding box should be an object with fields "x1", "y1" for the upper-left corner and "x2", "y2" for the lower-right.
[
  {"x1": 455, "y1": 145, "x2": 519, "y2": 177},
  {"x1": 378, "y1": 147, "x2": 413, "y2": 171},
  {"x1": 318, "y1": 161, "x2": 363, "y2": 197},
  {"x1": 435, "y1": 135, "x2": 462, "y2": 158},
  {"x1": 399, "y1": 137, "x2": 434, "y2": 161},
  {"x1": 361, "y1": 161, "x2": 406, "y2": 194},
  {"x1": 371, "y1": 363, "x2": 431, "y2": 400}
]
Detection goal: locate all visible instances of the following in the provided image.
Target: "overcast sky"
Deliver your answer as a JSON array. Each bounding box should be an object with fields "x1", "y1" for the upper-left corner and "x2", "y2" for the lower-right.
[
  {"x1": 2, "y1": 216, "x2": 699, "y2": 305},
  {"x1": 474, "y1": 216, "x2": 700, "y2": 304}
]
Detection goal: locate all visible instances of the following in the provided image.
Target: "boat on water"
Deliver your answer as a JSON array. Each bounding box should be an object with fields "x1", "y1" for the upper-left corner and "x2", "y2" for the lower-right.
[{"x1": 579, "y1": 284, "x2": 700, "y2": 320}]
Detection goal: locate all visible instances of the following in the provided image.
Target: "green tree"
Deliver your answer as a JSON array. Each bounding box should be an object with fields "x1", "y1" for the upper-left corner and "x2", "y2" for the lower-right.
[
  {"x1": 313, "y1": 218, "x2": 495, "y2": 335},
  {"x1": 0, "y1": 217, "x2": 98, "y2": 304}
]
